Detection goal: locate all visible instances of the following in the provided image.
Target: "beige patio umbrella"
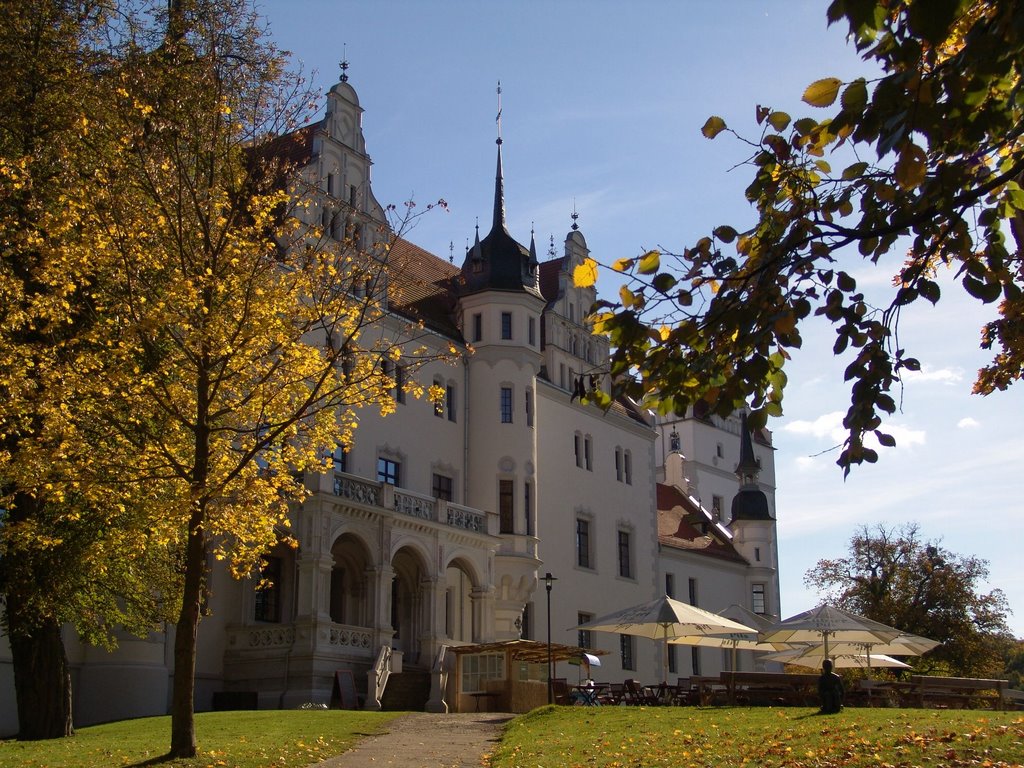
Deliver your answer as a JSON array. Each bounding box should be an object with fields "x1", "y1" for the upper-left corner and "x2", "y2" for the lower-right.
[
  {"x1": 668, "y1": 604, "x2": 783, "y2": 671},
  {"x1": 763, "y1": 647, "x2": 912, "y2": 670},
  {"x1": 759, "y1": 605, "x2": 905, "y2": 660},
  {"x1": 575, "y1": 595, "x2": 755, "y2": 682}
]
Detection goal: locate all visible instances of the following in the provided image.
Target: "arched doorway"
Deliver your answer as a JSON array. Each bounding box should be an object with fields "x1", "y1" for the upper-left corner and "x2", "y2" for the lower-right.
[
  {"x1": 391, "y1": 546, "x2": 428, "y2": 666},
  {"x1": 445, "y1": 559, "x2": 476, "y2": 643},
  {"x1": 329, "y1": 533, "x2": 372, "y2": 627}
]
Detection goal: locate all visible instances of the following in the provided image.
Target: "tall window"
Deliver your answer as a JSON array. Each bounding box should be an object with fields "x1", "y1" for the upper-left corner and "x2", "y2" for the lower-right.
[
  {"x1": 395, "y1": 364, "x2": 406, "y2": 404},
  {"x1": 618, "y1": 530, "x2": 632, "y2": 578},
  {"x1": 528, "y1": 316, "x2": 536, "y2": 346},
  {"x1": 446, "y1": 384, "x2": 456, "y2": 422},
  {"x1": 584, "y1": 436, "x2": 593, "y2": 471},
  {"x1": 615, "y1": 448, "x2": 623, "y2": 482},
  {"x1": 752, "y1": 583, "x2": 766, "y2": 615},
  {"x1": 577, "y1": 612, "x2": 593, "y2": 649},
  {"x1": 711, "y1": 495, "x2": 724, "y2": 520},
  {"x1": 574, "y1": 434, "x2": 582, "y2": 468},
  {"x1": 332, "y1": 444, "x2": 348, "y2": 473},
  {"x1": 473, "y1": 313, "x2": 482, "y2": 342},
  {"x1": 688, "y1": 577, "x2": 698, "y2": 607},
  {"x1": 525, "y1": 389, "x2": 533, "y2": 427},
  {"x1": 433, "y1": 473, "x2": 453, "y2": 501},
  {"x1": 576, "y1": 518, "x2": 591, "y2": 568},
  {"x1": 377, "y1": 457, "x2": 400, "y2": 486},
  {"x1": 665, "y1": 573, "x2": 675, "y2": 598},
  {"x1": 434, "y1": 378, "x2": 445, "y2": 417},
  {"x1": 668, "y1": 644, "x2": 677, "y2": 674},
  {"x1": 620, "y1": 634, "x2": 635, "y2": 671},
  {"x1": 624, "y1": 450, "x2": 632, "y2": 485},
  {"x1": 499, "y1": 479, "x2": 514, "y2": 534},
  {"x1": 501, "y1": 311, "x2": 512, "y2": 340},
  {"x1": 500, "y1": 387, "x2": 513, "y2": 423},
  {"x1": 524, "y1": 481, "x2": 533, "y2": 535},
  {"x1": 254, "y1": 557, "x2": 282, "y2": 622}
]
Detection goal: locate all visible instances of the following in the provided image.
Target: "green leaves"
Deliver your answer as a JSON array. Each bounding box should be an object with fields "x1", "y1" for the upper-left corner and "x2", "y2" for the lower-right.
[{"x1": 803, "y1": 77, "x2": 843, "y2": 108}]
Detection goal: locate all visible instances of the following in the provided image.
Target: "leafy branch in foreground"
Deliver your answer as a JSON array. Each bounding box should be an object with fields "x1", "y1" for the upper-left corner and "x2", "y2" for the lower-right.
[{"x1": 577, "y1": 0, "x2": 1024, "y2": 473}]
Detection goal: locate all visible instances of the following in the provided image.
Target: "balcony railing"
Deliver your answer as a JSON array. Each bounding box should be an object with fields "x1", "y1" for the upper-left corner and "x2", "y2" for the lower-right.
[{"x1": 329, "y1": 471, "x2": 496, "y2": 535}]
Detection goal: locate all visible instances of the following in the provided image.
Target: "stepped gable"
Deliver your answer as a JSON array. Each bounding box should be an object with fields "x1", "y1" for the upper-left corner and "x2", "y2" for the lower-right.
[{"x1": 656, "y1": 483, "x2": 748, "y2": 564}]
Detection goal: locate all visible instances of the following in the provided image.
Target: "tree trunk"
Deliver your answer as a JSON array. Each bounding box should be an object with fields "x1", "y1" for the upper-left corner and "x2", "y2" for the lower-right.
[
  {"x1": 168, "y1": 504, "x2": 206, "y2": 759},
  {"x1": 6, "y1": 600, "x2": 73, "y2": 740}
]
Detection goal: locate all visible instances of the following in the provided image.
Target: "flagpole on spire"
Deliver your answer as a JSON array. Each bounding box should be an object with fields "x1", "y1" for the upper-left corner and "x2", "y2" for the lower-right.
[
  {"x1": 496, "y1": 80, "x2": 502, "y2": 145},
  {"x1": 493, "y1": 80, "x2": 506, "y2": 230}
]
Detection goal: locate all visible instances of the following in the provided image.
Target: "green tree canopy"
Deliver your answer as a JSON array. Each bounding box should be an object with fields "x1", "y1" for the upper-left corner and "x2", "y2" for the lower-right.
[
  {"x1": 577, "y1": 0, "x2": 1024, "y2": 473},
  {"x1": 805, "y1": 523, "x2": 1012, "y2": 677}
]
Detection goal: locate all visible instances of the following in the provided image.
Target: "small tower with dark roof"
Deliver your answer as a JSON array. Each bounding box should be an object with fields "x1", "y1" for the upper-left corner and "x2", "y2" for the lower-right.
[{"x1": 727, "y1": 412, "x2": 779, "y2": 616}]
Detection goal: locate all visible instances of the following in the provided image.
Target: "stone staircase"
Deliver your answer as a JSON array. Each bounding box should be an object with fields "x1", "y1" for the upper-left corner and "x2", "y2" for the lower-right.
[{"x1": 380, "y1": 670, "x2": 431, "y2": 711}]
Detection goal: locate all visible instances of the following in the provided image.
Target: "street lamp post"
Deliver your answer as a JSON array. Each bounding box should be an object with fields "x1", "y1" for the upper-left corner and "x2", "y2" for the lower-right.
[{"x1": 545, "y1": 572, "x2": 557, "y2": 704}]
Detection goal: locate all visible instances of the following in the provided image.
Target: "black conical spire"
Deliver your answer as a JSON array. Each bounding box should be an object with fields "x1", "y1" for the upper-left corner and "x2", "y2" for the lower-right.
[
  {"x1": 731, "y1": 412, "x2": 772, "y2": 521},
  {"x1": 493, "y1": 81, "x2": 506, "y2": 232},
  {"x1": 735, "y1": 412, "x2": 760, "y2": 481}
]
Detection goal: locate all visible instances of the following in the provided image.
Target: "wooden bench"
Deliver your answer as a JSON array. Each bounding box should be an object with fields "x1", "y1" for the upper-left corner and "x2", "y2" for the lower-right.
[
  {"x1": 720, "y1": 671, "x2": 819, "y2": 707},
  {"x1": 902, "y1": 675, "x2": 1010, "y2": 710}
]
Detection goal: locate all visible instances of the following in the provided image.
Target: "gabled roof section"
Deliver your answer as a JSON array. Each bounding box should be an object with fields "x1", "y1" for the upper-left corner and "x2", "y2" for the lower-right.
[
  {"x1": 657, "y1": 483, "x2": 748, "y2": 564},
  {"x1": 387, "y1": 238, "x2": 462, "y2": 339}
]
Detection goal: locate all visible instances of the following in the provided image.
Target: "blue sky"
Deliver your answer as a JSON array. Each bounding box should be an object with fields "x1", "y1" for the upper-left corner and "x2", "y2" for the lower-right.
[{"x1": 258, "y1": 0, "x2": 1024, "y2": 637}]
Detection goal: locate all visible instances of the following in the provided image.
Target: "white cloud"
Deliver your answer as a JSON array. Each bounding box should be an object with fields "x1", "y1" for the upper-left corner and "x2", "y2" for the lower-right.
[
  {"x1": 902, "y1": 365, "x2": 964, "y2": 385},
  {"x1": 957, "y1": 417, "x2": 980, "y2": 429},
  {"x1": 783, "y1": 411, "x2": 923, "y2": 447}
]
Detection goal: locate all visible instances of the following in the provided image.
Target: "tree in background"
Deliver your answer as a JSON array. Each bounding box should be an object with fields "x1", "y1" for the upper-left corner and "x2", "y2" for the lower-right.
[
  {"x1": 805, "y1": 523, "x2": 1012, "y2": 677},
  {"x1": 575, "y1": 0, "x2": 1024, "y2": 474}
]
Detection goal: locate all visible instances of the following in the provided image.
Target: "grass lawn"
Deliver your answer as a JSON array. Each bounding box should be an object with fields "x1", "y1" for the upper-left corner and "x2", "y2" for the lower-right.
[
  {"x1": 488, "y1": 706, "x2": 1024, "y2": 768},
  {"x1": 0, "y1": 709, "x2": 404, "y2": 768}
]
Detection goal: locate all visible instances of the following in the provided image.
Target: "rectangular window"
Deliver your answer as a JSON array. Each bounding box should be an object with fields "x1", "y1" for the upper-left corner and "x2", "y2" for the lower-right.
[
  {"x1": 668, "y1": 644, "x2": 677, "y2": 674},
  {"x1": 434, "y1": 381, "x2": 445, "y2": 417},
  {"x1": 584, "y1": 436, "x2": 593, "y2": 471},
  {"x1": 665, "y1": 573, "x2": 675, "y2": 599},
  {"x1": 620, "y1": 634, "x2": 634, "y2": 671},
  {"x1": 461, "y1": 653, "x2": 504, "y2": 693},
  {"x1": 521, "y1": 603, "x2": 532, "y2": 641},
  {"x1": 688, "y1": 577, "x2": 698, "y2": 607},
  {"x1": 577, "y1": 612, "x2": 594, "y2": 649},
  {"x1": 576, "y1": 518, "x2": 591, "y2": 569},
  {"x1": 377, "y1": 457, "x2": 400, "y2": 486},
  {"x1": 711, "y1": 495, "x2": 724, "y2": 520},
  {"x1": 499, "y1": 479, "x2": 514, "y2": 534},
  {"x1": 254, "y1": 557, "x2": 282, "y2": 623},
  {"x1": 615, "y1": 448, "x2": 623, "y2": 482},
  {"x1": 332, "y1": 444, "x2": 348, "y2": 473},
  {"x1": 447, "y1": 384, "x2": 456, "y2": 422},
  {"x1": 472, "y1": 313, "x2": 483, "y2": 342},
  {"x1": 327, "y1": 172, "x2": 336, "y2": 196},
  {"x1": 500, "y1": 387, "x2": 513, "y2": 423},
  {"x1": 524, "y1": 481, "x2": 533, "y2": 535},
  {"x1": 574, "y1": 434, "x2": 582, "y2": 468},
  {"x1": 754, "y1": 546, "x2": 761, "y2": 562},
  {"x1": 349, "y1": 184, "x2": 358, "y2": 207},
  {"x1": 559, "y1": 363, "x2": 566, "y2": 389},
  {"x1": 752, "y1": 583, "x2": 766, "y2": 615},
  {"x1": 691, "y1": 647, "x2": 701, "y2": 676},
  {"x1": 624, "y1": 451, "x2": 632, "y2": 485},
  {"x1": 528, "y1": 316, "x2": 536, "y2": 346},
  {"x1": 395, "y1": 364, "x2": 406, "y2": 404},
  {"x1": 433, "y1": 473, "x2": 453, "y2": 501},
  {"x1": 618, "y1": 530, "x2": 632, "y2": 579},
  {"x1": 501, "y1": 311, "x2": 513, "y2": 340},
  {"x1": 525, "y1": 389, "x2": 533, "y2": 427}
]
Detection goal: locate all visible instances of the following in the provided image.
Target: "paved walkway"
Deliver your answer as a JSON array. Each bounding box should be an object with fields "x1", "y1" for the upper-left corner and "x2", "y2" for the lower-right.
[{"x1": 312, "y1": 712, "x2": 513, "y2": 768}]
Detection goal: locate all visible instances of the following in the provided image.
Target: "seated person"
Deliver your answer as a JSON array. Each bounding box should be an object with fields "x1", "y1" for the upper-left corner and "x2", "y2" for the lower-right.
[{"x1": 818, "y1": 659, "x2": 844, "y2": 714}]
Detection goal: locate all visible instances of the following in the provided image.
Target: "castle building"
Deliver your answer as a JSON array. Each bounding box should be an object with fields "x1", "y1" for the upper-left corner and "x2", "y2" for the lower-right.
[{"x1": 0, "y1": 73, "x2": 779, "y2": 731}]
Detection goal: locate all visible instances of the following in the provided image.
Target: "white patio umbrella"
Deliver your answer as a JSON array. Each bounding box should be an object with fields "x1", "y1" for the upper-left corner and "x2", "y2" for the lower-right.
[
  {"x1": 575, "y1": 595, "x2": 755, "y2": 682},
  {"x1": 763, "y1": 648, "x2": 912, "y2": 670},
  {"x1": 668, "y1": 605, "x2": 784, "y2": 670},
  {"x1": 812, "y1": 632, "x2": 940, "y2": 658},
  {"x1": 759, "y1": 605, "x2": 905, "y2": 660}
]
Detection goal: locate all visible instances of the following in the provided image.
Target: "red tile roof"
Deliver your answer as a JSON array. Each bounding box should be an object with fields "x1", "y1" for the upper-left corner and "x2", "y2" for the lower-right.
[
  {"x1": 387, "y1": 238, "x2": 462, "y2": 338},
  {"x1": 656, "y1": 483, "x2": 748, "y2": 564}
]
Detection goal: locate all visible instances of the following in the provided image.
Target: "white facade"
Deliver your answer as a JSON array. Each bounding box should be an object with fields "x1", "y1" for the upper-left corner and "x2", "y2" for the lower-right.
[{"x1": 0, "y1": 74, "x2": 780, "y2": 733}]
